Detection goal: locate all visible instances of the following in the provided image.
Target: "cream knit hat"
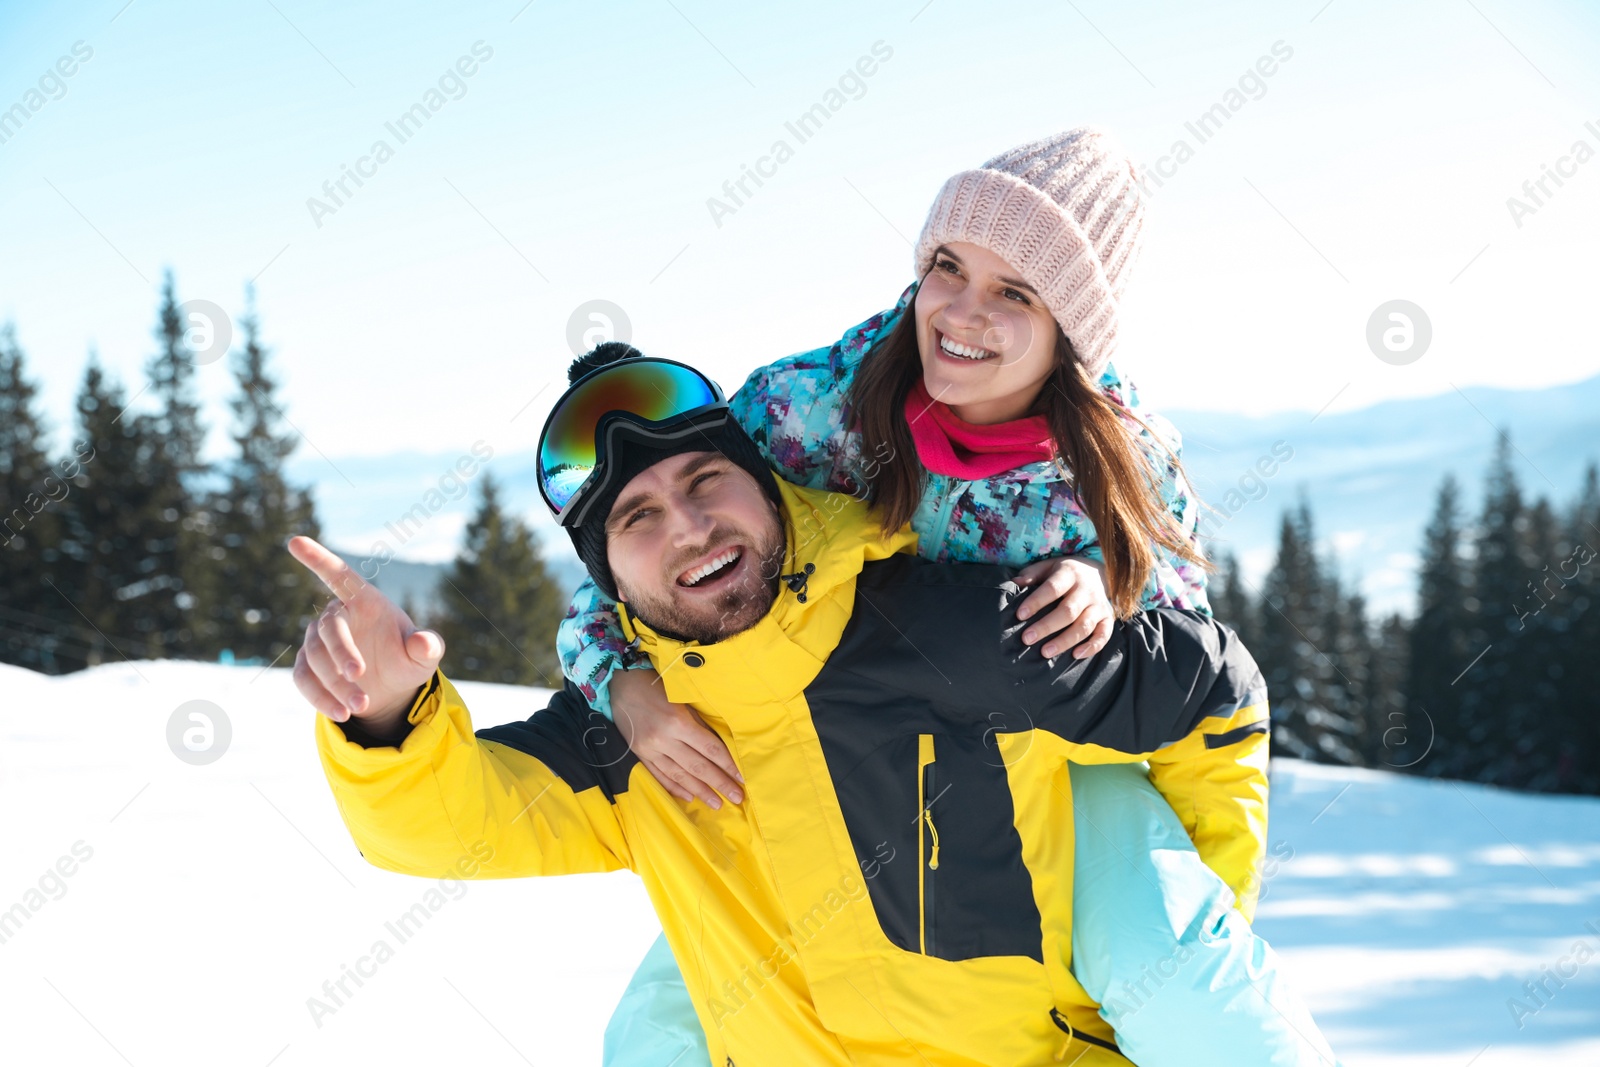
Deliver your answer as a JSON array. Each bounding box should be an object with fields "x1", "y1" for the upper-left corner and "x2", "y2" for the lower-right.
[{"x1": 913, "y1": 126, "x2": 1148, "y2": 382}]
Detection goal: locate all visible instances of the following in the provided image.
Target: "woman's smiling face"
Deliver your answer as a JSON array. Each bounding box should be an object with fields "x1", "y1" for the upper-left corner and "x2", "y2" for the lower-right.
[{"x1": 914, "y1": 241, "x2": 1062, "y2": 425}]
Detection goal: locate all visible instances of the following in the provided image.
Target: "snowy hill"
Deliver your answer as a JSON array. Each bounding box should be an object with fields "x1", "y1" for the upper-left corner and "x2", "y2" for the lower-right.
[{"x1": 4, "y1": 660, "x2": 1597, "y2": 1065}]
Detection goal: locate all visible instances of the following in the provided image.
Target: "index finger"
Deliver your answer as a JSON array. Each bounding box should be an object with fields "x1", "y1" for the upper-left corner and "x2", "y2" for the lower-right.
[
  {"x1": 1018, "y1": 570, "x2": 1079, "y2": 619},
  {"x1": 689, "y1": 709, "x2": 745, "y2": 785},
  {"x1": 287, "y1": 535, "x2": 371, "y2": 604},
  {"x1": 1012, "y1": 559, "x2": 1054, "y2": 586}
]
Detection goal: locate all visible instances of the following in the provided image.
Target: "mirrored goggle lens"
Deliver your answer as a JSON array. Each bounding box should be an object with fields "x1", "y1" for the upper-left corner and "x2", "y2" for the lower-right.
[{"x1": 539, "y1": 360, "x2": 721, "y2": 512}]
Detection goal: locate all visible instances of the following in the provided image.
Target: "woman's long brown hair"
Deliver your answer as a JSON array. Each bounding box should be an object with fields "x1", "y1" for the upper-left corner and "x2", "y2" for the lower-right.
[{"x1": 845, "y1": 292, "x2": 1213, "y2": 619}]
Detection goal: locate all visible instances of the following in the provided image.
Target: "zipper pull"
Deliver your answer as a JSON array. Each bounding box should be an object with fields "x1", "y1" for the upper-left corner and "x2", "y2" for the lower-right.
[
  {"x1": 779, "y1": 562, "x2": 815, "y2": 603},
  {"x1": 923, "y1": 808, "x2": 940, "y2": 870}
]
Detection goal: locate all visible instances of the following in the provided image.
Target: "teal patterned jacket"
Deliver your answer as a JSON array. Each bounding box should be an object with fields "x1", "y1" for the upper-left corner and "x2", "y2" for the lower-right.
[{"x1": 556, "y1": 280, "x2": 1212, "y2": 718}]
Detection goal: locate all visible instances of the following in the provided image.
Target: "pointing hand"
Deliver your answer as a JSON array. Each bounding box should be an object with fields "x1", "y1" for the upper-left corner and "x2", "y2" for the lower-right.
[{"x1": 287, "y1": 535, "x2": 445, "y2": 739}]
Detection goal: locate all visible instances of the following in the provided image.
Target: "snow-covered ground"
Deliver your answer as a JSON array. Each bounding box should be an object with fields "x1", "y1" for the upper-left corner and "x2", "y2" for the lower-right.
[{"x1": 2, "y1": 660, "x2": 1597, "y2": 1065}]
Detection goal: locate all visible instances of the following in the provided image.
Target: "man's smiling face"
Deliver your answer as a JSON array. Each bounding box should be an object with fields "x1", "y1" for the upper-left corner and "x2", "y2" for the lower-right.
[{"x1": 605, "y1": 451, "x2": 785, "y2": 643}]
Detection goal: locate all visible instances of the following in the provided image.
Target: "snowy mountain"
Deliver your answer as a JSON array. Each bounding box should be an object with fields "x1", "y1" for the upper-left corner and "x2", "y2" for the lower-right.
[
  {"x1": 291, "y1": 374, "x2": 1600, "y2": 622},
  {"x1": 1166, "y1": 371, "x2": 1600, "y2": 618},
  {"x1": 4, "y1": 660, "x2": 1597, "y2": 1065}
]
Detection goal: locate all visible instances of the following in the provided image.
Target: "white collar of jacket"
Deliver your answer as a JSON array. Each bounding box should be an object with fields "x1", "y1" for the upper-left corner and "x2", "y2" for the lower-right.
[{"x1": 616, "y1": 478, "x2": 917, "y2": 714}]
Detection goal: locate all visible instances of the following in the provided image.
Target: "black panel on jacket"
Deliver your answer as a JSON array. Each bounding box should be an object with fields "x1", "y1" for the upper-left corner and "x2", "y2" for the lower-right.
[
  {"x1": 808, "y1": 560, "x2": 1047, "y2": 963},
  {"x1": 805, "y1": 553, "x2": 1266, "y2": 965},
  {"x1": 476, "y1": 681, "x2": 639, "y2": 802}
]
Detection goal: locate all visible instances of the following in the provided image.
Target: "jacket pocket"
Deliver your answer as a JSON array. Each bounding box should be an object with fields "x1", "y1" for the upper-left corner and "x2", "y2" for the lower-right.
[{"x1": 917, "y1": 733, "x2": 940, "y2": 956}]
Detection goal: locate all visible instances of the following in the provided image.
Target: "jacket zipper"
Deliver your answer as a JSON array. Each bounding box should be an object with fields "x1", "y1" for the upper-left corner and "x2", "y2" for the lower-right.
[
  {"x1": 917, "y1": 733, "x2": 939, "y2": 956},
  {"x1": 923, "y1": 475, "x2": 969, "y2": 560}
]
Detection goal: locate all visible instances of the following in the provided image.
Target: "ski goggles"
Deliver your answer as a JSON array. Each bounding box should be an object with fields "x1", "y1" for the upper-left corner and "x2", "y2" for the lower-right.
[{"x1": 537, "y1": 357, "x2": 728, "y2": 526}]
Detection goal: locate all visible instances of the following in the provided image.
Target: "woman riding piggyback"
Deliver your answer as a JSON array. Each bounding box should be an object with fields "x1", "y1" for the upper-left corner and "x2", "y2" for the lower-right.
[{"x1": 563, "y1": 127, "x2": 1339, "y2": 1067}]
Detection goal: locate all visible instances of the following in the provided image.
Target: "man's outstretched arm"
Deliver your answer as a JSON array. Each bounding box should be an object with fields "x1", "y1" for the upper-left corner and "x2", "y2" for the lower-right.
[
  {"x1": 290, "y1": 536, "x2": 633, "y2": 880},
  {"x1": 316, "y1": 671, "x2": 635, "y2": 878}
]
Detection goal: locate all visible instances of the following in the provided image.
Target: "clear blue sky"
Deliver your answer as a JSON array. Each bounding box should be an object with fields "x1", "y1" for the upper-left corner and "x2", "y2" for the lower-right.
[{"x1": 2, "y1": 0, "x2": 1597, "y2": 472}]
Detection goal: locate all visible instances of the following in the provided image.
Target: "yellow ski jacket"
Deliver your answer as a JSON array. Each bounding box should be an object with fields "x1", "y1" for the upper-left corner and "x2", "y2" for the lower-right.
[{"x1": 316, "y1": 479, "x2": 1270, "y2": 1066}]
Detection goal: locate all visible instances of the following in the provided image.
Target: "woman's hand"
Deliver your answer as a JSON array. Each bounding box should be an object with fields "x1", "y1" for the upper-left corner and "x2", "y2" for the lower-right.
[
  {"x1": 1013, "y1": 556, "x2": 1114, "y2": 660},
  {"x1": 609, "y1": 667, "x2": 745, "y2": 809}
]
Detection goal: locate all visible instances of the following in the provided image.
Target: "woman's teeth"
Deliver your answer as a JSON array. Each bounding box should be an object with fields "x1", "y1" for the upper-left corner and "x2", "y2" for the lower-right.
[
  {"x1": 681, "y1": 549, "x2": 741, "y2": 587},
  {"x1": 939, "y1": 333, "x2": 993, "y2": 360}
]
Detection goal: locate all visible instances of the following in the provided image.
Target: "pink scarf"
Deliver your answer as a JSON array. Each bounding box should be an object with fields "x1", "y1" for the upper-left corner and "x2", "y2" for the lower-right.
[{"x1": 903, "y1": 379, "x2": 1055, "y2": 479}]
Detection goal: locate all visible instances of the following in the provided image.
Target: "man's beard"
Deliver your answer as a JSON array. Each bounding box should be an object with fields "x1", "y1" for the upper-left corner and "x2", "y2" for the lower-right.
[{"x1": 621, "y1": 523, "x2": 788, "y2": 645}]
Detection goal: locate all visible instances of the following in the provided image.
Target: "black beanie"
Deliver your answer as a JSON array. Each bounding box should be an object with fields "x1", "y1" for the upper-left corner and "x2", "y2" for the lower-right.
[{"x1": 563, "y1": 344, "x2": 783, "y2": 601}]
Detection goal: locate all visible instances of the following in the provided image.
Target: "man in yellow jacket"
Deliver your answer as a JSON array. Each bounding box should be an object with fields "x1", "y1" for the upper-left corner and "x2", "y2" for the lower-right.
[{"x1": 292, "y1": 350, "x2": 1337, "y2": 1065}]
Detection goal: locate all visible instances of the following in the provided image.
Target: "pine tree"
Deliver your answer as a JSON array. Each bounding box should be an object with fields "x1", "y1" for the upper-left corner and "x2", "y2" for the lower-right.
[
  {"x1": 1326, "y1": 581, "x2": 1375, "y2": 766},
  {"x1": 1408, "y1": 475, "x2": 1471, "y2": 778},
  {"x1": 1314, "y1": 565, "x2": 1366, "y2": 766},
  {"x1": 52, "y1": 357, "x2": 168, "y2": 671},
  {"x1": 430, "y1": 472, "x2": 564, "y2": 686},
  {"x1": 139, "y1": 271, "x2": 213, "y2": 658},
  {"x1": 0, "y1": 325, "x2": 69, "y2": 670},
  {"x1": 203, "y1": 288, "x2": 326, "y2": 663},
  {"x1": 1369, "y1": 613, "x2": 1414, "y2": 770},
  {"x1": 1257, "y1": 501, "x2": 1343, "y2": 762},
  {"x1": 1210, "y1": 550, "x2": 1261, "y2": 651},
  {"x1": 1503, "y1": 495, "x2": 1566, "y2": 790},
  {"x1": 399, "y1": 589, "x2": 425, "y2": 629},
  {"x1": 1559, "y1": 464, "x2": 1600, "y2": 792},
  {"x1": 1457, "y1": 433, "x2": 1533, "y2": 786}
]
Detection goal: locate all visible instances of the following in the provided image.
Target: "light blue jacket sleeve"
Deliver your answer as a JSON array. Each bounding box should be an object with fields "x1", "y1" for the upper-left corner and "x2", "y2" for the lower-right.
[{"x1": 555, "y1": 578, "x2": 650, "y2": 719}]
